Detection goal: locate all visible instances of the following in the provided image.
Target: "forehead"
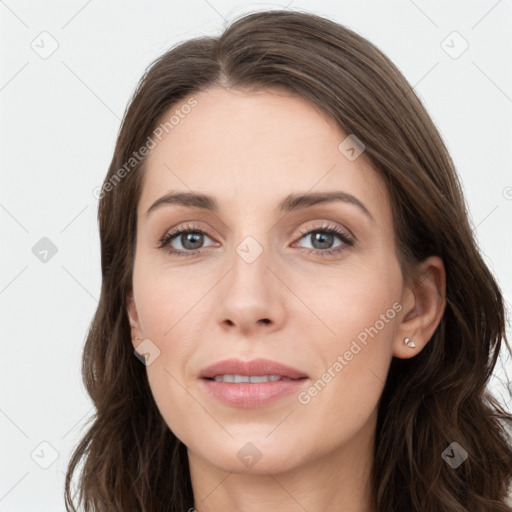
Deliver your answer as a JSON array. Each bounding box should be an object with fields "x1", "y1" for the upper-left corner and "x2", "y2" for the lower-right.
[{"x1": 139, "y1": 86, "x2": 389, "y2": 222}]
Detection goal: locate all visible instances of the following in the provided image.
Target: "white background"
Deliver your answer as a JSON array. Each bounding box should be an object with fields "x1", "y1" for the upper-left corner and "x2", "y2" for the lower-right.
[{"x1": 1, "y1": 1, "x2": 511, "y2": 510}]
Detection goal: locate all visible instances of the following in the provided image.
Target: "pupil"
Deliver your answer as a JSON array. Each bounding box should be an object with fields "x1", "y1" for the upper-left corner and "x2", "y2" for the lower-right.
[
  {"x1": 312, "y1": 232, "x2": 332, "y2": 250},
  {"x1": 182, "y1": 232, "x2": 203, "y2": 250}
]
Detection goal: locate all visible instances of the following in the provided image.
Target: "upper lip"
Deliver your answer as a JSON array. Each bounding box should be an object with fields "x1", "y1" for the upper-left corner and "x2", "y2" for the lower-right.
[{"x1": 199, "y1": 358, "x2": 308, "y2": 380}]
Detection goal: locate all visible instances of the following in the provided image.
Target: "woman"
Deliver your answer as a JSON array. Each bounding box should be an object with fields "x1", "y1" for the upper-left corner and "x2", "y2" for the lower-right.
[{"x1": 64, "y1": 9, "x2": 512, "y2": 512}]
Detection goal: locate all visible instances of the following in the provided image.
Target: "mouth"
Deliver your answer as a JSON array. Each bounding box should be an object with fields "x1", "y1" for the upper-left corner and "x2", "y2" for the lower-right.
[{"x1": 198, "y1": 358, "x2": 309, "y2": 408}]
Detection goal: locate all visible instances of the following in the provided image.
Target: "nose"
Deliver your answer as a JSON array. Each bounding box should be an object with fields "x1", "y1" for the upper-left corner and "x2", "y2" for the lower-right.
[{"x1": 214, "y1": 242, "x2": 286, "y2": 337}]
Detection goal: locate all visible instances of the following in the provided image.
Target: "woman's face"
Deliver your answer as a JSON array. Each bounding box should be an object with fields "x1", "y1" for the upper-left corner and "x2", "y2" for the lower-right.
[{"x1": 128, "y1": 86, "x2": 413, "y2": 475}]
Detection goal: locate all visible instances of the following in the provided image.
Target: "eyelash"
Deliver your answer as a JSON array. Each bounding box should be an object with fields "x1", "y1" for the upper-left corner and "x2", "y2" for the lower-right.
[{"x1": 159, "y1": 222, "x2": 355, "y2": 259}]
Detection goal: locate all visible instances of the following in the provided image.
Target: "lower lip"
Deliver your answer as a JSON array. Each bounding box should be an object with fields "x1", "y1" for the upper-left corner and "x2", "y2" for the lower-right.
[{"x1": 200, "y1": 378, "x2": 308, "y2": 408}]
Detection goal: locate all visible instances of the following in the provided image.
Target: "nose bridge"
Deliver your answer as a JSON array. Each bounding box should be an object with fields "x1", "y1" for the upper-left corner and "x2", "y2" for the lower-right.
[{"x1": 229, "y1": 231, "x2": 273, "y2": 302}]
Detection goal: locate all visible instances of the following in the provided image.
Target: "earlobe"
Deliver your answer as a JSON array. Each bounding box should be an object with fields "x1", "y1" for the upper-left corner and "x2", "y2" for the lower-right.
[{"x1": 393, "y1": 256, "x2": 446, "y2": 359}]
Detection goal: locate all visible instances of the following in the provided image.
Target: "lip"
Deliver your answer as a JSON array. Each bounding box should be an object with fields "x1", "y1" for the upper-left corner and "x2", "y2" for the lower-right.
[
  {"x1": 198, "y1": 358, "x2": 309, "y2": 408},
  {"x1": 199, "y1": 358, "x2": 308, "y2": 380}
]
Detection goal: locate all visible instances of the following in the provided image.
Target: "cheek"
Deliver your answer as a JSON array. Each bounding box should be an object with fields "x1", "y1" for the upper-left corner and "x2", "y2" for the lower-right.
[
  {"x1": 133, "y1": 254, "x2": 205, "y2": 336},
  {"x1": 140, "y1": 321, "x2": 200, "y2": 444},
  {"x1": 293, "y1": 258, "x2": 401, "y2": 410},
  {"x1": 296, "y1": 254, "x2": 402, "y2": 351},
  {"x1": 132, "y1": 257, "x2": 209, "y2": 436}
]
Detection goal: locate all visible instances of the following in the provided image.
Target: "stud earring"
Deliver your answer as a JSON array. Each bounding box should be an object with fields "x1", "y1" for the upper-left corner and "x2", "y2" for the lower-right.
[{"x1": 404, "y1": 337, "x2": 416, "y2": 348}]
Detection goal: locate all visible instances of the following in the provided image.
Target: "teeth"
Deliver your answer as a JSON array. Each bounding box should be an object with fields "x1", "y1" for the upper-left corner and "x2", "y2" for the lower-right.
[{"x1": 212, "y1": 374, "x2": 291, "y2": 383}]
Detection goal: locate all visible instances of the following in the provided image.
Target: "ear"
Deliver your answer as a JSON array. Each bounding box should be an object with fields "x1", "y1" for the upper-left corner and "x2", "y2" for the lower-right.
[
  {"x1": 126, "y1": 290, "x2": 142, "y2": 349},
  {"x1": 393, "y1": 255, "x2": 446, "y2": 359}
]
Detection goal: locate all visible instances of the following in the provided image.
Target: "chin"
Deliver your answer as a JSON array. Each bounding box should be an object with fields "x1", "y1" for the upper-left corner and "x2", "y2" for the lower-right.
[{"x1": 188, "y1": 435, "x2": 308, "y2": 475}]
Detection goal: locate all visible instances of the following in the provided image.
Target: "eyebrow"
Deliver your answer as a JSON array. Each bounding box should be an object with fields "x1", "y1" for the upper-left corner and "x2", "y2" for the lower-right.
[{"x1": 145, "y1": 190, "x2": 374, "y2": 221}]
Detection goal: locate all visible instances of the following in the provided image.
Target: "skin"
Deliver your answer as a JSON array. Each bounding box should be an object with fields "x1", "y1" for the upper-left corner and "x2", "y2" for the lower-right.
[{"x1": 127, "y1": 86, "x2": 446, "y2": 512}]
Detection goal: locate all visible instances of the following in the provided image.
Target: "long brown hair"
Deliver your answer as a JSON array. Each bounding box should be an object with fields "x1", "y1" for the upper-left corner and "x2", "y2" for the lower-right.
[{"x1": 64, "y1": 9, "x2": 512, "y2": 511}]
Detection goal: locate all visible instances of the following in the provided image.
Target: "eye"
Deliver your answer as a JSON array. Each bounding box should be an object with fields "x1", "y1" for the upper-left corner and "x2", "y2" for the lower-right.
[
  {"x1": 294, "y1": 223, "x2": 354, "y2": 256},
  {"x1": 159, "y1": 223, "x2": 217, "y2": 258}
]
